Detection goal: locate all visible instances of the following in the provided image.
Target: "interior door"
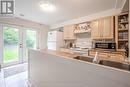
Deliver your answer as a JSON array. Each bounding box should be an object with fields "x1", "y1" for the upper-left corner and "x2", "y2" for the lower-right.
[{"x1": 3, "y1": 26, "x2": 22, "y2": 66}]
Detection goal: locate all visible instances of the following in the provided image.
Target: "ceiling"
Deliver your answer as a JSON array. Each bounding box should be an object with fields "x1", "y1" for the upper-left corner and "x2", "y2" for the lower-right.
[
  {"x1": 15, "y1": 0, "x2": 126, "y2": 26},
  {"x1": 122, "y1": 0, "x2": 129, "y2": 12}
]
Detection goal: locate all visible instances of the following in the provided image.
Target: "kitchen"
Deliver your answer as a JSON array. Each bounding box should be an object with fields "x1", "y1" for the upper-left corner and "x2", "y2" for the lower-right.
[
  {"x1": 0, "y1": 0, "x2": 130, "y2": 87},
  {"x1": 47, "y1": 13, "x2": 130, "y2": 70},
  {"x1": 29, "y1": 13, "x2": 130, "y2": 87},
  {"x1": 27, "y1": 1, "x2": 130, "y2": 86}
]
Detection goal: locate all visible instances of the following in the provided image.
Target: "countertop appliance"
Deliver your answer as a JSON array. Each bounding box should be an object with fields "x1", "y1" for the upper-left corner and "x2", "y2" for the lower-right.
[{"x1": 95, "y1": 42, "x2": 116, "y2": 50}]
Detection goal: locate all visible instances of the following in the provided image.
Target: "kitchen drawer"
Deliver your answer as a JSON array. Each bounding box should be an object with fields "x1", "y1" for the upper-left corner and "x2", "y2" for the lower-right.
[
  {"x1": 89, "y1": 51, "x2": 108, "y2": 58},
  {"x1": 89, "y1": 51, "x2": 96, "y2": 56},
  {"x1": 98, "y1": 53, "x2": 108, "y2": 58},
  {"x1": 60, "y1": 48, "x2": 74, "y2": 54},
  {"x1": 110, "y1": 54, "x2": 124, "y2": 61},
  {"x1": 60, "y1": 48, "x2": 65, "y2": 52},
  {"x1": 89, "y1": 50, "x2": 124, "y2": 60}
]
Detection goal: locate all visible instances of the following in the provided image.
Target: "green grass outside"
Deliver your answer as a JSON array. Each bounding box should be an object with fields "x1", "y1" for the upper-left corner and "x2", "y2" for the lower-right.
[{"x1": 4, "y1": 49, "x2": 18, "y2": 63}]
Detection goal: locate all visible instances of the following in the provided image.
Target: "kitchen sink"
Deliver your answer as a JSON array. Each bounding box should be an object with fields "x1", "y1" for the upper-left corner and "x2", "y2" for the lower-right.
[
  {"x1": 74, "y1": 56, "x2": 93, "y2": 63},
  {"x1": 99, "y1": 60, "x2": 130, "y2": 71},
  {"x1": 74, "y1": 56, "x2": 130, "y2": 71}
]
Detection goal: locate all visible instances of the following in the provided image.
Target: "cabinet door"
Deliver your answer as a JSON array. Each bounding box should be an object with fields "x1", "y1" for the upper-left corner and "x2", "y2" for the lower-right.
[
  {"x1": 68, "y1": 25, "x2": 75, "y2": 39},
  {"x1": 63, "y1": 25, "x2": 75, "y2": 39},
  {"x1": 63, "y1": 26, "x2": 69, "y2": 39},
  {"x1": 91, "y1": 20, "x2": 101, "y2": 39},
  {"x1": 102, "y1": 16, "x2": 114, "y2": 39}
]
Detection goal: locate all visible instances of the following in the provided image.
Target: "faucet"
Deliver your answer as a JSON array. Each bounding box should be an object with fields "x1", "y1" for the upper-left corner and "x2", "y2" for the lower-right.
[
  {"x1": 121, "y1": 51, "x2": 129, "y2": 63},
  {"x1": 93, "y1": 51, "x2": 100, "y2": 64}
]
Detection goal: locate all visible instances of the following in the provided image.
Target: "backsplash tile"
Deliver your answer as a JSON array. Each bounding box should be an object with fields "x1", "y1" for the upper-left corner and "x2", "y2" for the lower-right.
[{"x1": 76, "y1": 33, "x2": 92, "y2": 48}]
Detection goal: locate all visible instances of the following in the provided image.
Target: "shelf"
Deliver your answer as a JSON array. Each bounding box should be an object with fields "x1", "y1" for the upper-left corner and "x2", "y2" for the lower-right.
[
  {"x1": 118, "y1": 12, "x2": 129, "y2": 16},
  {"x1": 117, "y1": 49, "x2": 125, "y2": 52},
  {"x1": 118, "y1": 39, "x2": 128, "y2": 41},
  {"x1": 116, "y1": 13, "x2": 129, "y2": 52},
  {"x1": 119, "y1": 21, "x2": 128, "y2": 24},
  {"x1": 118, "y1": 29, "x2": 128, "y2": 31}
]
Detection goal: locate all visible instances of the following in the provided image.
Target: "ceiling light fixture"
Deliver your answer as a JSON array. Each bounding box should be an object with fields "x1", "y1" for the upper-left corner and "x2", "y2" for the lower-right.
[{"x1": 39, "y1": 1, "x2": 56, "y2": 12}]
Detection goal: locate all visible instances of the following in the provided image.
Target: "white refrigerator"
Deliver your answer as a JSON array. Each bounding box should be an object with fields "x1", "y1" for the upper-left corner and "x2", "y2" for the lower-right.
[{"x1": 47, "y1": 30, "x2": 63, "y2": 50}]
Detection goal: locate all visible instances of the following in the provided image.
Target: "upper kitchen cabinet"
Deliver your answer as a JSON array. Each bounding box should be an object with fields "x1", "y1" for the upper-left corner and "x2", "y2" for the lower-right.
[
  {"x1": 91, "y1": 20, "x2": 101, "y2": 39},
  {"x1": 63, "y1": 25, "x2": 76, "y2": 39},
  {"x1": 102, "y1": 16, "x2": 114, "y2": 39},
  {"x1": 91, "y1": 16, "x2": 114, "y2": 39}
]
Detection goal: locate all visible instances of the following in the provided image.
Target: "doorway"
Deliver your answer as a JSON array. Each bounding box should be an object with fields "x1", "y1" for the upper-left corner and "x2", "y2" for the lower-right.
[{"x1": 1, "y1": 25, "x2": 38, "y2": 67}]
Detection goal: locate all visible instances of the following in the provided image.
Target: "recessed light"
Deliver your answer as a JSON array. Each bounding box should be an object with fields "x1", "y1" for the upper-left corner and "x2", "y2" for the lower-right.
[{"x1": 39, "y1": 1, "x2": 56, "y2": 12}]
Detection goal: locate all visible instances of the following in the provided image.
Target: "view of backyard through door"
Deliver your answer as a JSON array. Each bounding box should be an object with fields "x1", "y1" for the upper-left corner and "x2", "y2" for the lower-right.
[
  {"x1": 24, "y1": 30, "x2": 37, "y2": 61},
  {"x1": 3, "y1": 26, "x2": 37, "y2": 66},
  {"x1": 3, "y1": 27, "x2": 19, "y2": 63}
]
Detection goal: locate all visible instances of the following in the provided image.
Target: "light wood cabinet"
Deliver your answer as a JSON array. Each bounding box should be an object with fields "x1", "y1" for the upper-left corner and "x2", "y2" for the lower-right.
[
  {"x1": 102, "y1": 16, "x2": 114, "y2": 39},
  {"x1": 63, "y1": 25, "x2": 76, "y2": 39},
  {"x1": 91, "y1": 16, "x2": 114, "y2": 39},
  {"x1": 91, "y1": 20, "x2": 101, "y2": 39},
  {"x1": 60, "y1": 48, "x2": 74, "y2": 54},
  {"x1": 115, "y1": 12, "x2": 129, "y2": 52},
  {"x1": 88, "y1": 50, "x2": 124, "y2": 61}
]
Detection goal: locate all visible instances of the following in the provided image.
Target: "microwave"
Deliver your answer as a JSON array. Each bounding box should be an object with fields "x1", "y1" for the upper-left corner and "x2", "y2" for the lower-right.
[{"x1": 95, "y1": 42, "x2": 116, "y2": 50}]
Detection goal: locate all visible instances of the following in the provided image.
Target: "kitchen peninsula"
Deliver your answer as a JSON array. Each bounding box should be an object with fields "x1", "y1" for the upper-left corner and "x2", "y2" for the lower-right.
[
  {"x1": 40, "y1": 49, "x2": 130, "y2": 71},
  {"x1": 28, "y1": 49, "x2": 130, "y2": 87}
]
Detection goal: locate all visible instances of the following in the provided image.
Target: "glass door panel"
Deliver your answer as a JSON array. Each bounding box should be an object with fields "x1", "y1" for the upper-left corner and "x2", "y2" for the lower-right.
[
  {"x1": 2, "y1": 26, "x2": 38, "y2": 66},
  {"x1": 24, "y1": 30, "x2": 37, "y2": 61},
  {"x1": 3, "y1": 27, "x2": 19, "y2": 63},
  {"x1": 26, "y1": 30, "x2": 37, "y2": 49}
]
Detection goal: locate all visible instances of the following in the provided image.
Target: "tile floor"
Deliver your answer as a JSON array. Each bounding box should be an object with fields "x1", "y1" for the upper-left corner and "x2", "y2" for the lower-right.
[
  {"x1": 2, "y1": 64, "x2": 28, "y2": 87},
  {"x1": 5, "y1": 71, "x2": 28, "y2": 87}
]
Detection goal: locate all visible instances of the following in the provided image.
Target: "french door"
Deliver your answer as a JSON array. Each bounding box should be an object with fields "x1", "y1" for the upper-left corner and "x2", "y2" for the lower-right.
[
  {"x1": 23, "y1": 29, "x2": 38, "y2": 62},
  {"x1": 1, "y1": 25, "x2": 38, "y2": 67}
]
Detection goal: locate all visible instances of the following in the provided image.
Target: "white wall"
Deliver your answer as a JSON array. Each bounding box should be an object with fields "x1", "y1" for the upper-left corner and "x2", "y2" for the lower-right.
[
  {"x1": 39, "y1": 28, "x2": 49, "y2": 49},
  {"x1": 0, "y1": 17, "x2": 49, "y2": 49},
  {"x1": 50, "y1": 9, "x2": 121, "y2": 29},
  {"x1": 29, "y1": 50, "x2": 130, "y2": 87}
]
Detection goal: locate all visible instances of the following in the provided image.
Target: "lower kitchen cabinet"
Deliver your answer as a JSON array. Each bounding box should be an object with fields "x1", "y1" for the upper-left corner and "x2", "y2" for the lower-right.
[
  {"x1": 88, "y1": 50, "x2": 124, "y2": 61},
  {"x1": 60, "y1": 48, "x2": 74, "y2": 54}
]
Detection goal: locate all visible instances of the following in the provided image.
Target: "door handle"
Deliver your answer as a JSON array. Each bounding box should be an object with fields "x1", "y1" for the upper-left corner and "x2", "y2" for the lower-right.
[{"x1": 19, "y1": 44, "x2": 23, "y2": 48}]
